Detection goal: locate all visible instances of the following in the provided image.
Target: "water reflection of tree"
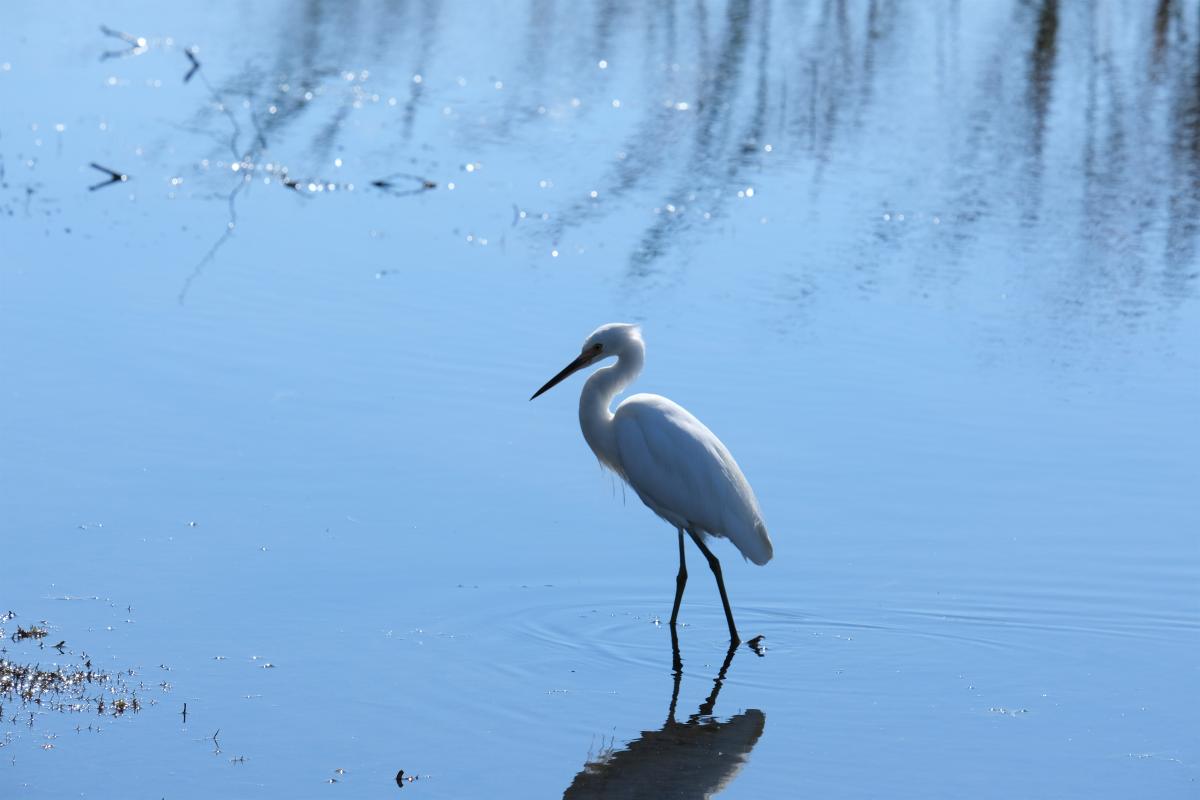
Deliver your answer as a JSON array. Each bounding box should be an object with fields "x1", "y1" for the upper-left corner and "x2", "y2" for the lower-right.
[
  {"x1": 175, "y1": 0, "x2": 1197, "y2": 309},
  {"x1": 186, "y1": 0, "x2": 442, "y2": 163},
  {"x1": 1067, "y1": 0, "x2": 1200, "y2": 327},
  {"x1": 1159, "y1": 0, "x2": 1200, "y2": 280},
  {"x1": 1027, "y1": 0, "x2": 1058, "y2": 169}
]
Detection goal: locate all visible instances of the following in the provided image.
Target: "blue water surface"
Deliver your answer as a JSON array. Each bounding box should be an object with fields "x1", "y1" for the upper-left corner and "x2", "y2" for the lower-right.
[{"x1": 1, "y1": 2, "x2": 1197, "y2": 797}]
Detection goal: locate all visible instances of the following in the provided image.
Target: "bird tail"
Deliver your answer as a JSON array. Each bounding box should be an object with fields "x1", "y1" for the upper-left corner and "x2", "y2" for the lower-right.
[{"x1": 743, "y1": 519, "x2": 773, "y2": 566}]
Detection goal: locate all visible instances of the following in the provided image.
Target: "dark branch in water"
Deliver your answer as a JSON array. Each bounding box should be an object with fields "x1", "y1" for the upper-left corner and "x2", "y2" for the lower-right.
[
  {"x1": 183, "y1": 48, "x2": 201, "y2": 83},
  {"x1": 370, "y1": 172, "x2": 437, "y2": 196},
  {"x1": 88, "y1": 162, "x2": 128, "y2": 191},
  {"x1": 99, "y1": 24, "x2": 138, "y2": 45},
  {"x1": 99, "y1": 24, "x2": 148, "y2": 61},
  {"x1": 177, "y1": 178, "x2": 245, "y2": 304}
]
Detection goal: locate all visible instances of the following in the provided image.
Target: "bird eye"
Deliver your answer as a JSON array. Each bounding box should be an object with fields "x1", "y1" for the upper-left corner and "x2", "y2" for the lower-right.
[{"x1": 593, "y1": 343, "x2": 603, "y2": 352}]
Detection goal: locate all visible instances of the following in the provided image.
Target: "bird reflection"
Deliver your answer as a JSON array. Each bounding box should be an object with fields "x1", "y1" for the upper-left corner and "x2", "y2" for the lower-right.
[{"x1": 563, "y1": 629, "x2": 765, "y2": 799}]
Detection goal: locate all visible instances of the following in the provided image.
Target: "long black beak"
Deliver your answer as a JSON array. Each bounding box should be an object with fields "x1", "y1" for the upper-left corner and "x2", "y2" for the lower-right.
[{"x1": 530, "y1": 351, "x2": 596, "y2": 400}]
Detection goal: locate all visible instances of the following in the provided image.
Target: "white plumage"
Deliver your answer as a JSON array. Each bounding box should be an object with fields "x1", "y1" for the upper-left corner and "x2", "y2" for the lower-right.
[
  {"x1": 614, "y1": 395, "x2": 772, "y2": 566},
  {"x1": 531, "y1": 323, "x2": 773, "y2": 642}
]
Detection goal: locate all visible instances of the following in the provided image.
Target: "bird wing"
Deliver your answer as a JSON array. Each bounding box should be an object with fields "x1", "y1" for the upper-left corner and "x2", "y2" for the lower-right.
[{"x1": 613, "y1": 394, "x2": 773, "y2": 565}]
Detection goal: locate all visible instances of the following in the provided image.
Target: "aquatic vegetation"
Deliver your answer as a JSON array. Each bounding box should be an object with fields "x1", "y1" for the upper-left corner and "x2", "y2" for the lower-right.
[
  {"x1": 10, "y1": 624, "x2": 48, "y2": 642},
  {"x1": 0, "y1": 655, "x2": 142, "y2": 717},
  {"x1": 1, "y1": 619, "x2": 144, "y2": 721}
]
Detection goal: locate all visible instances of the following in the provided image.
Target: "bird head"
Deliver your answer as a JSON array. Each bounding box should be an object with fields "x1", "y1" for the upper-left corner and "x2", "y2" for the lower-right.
[{"x1": 530, "y1": 323, "x2": 641, "y2": 400}]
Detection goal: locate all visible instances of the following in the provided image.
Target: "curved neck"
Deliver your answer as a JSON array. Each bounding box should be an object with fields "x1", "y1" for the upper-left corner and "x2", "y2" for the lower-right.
[{"x1": 579, "y1": 339, "x2": 644, "y2": 471}]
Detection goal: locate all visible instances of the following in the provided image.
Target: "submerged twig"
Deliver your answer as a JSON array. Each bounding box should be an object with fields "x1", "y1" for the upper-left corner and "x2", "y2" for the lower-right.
[
  {"x1": 99, "y1": 24, "x2": 148, "y2": 61},
  {"x1": 88, "y1": 162, "x2": 128, "y2": 192},
  {"x1": 183, "y1": 48, "x2": 201, "y2": 83}
]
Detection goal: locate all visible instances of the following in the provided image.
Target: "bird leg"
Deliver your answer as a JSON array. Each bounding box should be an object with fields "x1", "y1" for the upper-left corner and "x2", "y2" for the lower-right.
[
  {"x1": 687, "y1": 530, "x2": 740, "y2": 645},
  {"x1": 698, "y1": 640, "x2": 739, "y2": 717},
  {"x1": 669, "y1": 528, "x2": 688, "y2": 627},
  {"x1": 666, "y1": 623, "x2": 683, "y2": 724}
]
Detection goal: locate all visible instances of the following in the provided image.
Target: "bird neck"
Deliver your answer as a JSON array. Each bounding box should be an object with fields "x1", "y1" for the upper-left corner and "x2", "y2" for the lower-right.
[{"x1": 579, "y1": 339, "x2": 644, "y2": 472}]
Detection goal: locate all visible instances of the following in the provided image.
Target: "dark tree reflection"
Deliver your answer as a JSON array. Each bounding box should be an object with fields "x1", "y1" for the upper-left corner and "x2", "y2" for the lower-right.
[{"x1": 166, "y1": 0, "x2": 1197, "y2": 312}]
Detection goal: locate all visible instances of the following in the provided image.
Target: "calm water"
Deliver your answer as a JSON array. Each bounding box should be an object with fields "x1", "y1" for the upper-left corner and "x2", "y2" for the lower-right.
[{"x1": 2, "y1": 1, "x2": 1198, "y2": 797}]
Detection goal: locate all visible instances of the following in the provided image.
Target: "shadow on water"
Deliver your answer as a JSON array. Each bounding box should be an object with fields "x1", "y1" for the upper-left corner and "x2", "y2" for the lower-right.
[{"x1": 563, "y1": 629, "x2": 765, "y2": 799}]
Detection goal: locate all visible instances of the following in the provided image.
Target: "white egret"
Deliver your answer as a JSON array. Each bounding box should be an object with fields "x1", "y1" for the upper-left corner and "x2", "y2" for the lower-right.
[{"x1": 531, "y1": 323, "x2": 772, "y2": 643}]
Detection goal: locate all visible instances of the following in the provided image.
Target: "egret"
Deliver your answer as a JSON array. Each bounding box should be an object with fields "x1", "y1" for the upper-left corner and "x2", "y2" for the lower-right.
[{"x1": 531, "y1": 323, "x2": 772, "y2": 643}]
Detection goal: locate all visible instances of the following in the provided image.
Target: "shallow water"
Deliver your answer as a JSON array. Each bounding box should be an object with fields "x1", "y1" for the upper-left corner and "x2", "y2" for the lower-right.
[{"x1": 2, "y1": 1, "x2": 1198, "y2": 797}]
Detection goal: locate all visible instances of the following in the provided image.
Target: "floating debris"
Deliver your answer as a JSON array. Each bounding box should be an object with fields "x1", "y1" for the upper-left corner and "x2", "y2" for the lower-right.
[
  {"x1": 98, "y1": 24, "x2": 148, "y2": 61},
  {"x1": 1, "y1": 614, "x2": 153, "y2": 747},
  {"x1": 183, "y1": 48, "x2": 201, "y2": 83},
  {"x1": 371, "y1": 172, "x2": 437, "y2": 197},
  {"x1": 395, "y1": 769, "x2": 422, "y2": 788},
  {"x1": 0, "y1": 655, "x2": 135, "y2": 717},
  {"x1": 989, "y1": 707, "x2": 1030, "y2": 716},
  {"x1": 12, "y1": 624, "x2": 47, "y2": 642},
  {"x1": 88, "y1": 162, "x2": 128, "y2": 191}
]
